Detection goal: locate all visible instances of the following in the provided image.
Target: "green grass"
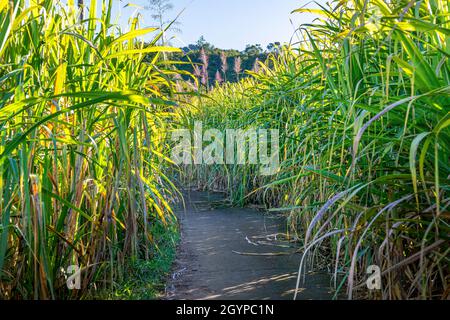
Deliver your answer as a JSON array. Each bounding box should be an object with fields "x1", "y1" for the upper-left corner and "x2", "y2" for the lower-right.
[
  {"x1": 0, "y1": 0, "x2": 181, "y2": 299},
  {"x1": 91, "y1": 219, "x2": 180, "y2": 300},
  {"x1": 1, "y1": 0, "x2": 448, "y2": 301},
  {"x1": 180, "y1": 0, "x2": 450, "y2": 300}
]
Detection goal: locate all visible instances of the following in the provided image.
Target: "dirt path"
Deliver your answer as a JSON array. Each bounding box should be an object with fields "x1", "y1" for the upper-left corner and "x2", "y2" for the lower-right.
[{"x1": 165, "y1": 191, "x2": 332, "y2": 300}]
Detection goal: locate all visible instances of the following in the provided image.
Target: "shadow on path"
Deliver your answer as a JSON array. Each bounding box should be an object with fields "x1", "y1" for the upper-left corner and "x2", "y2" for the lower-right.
[{"x1": 166, "y1": 191, "x2": 333, "y2": 300}]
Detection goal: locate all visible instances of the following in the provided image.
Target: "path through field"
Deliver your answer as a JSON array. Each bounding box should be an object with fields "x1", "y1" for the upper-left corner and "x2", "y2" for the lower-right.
[{"x1": 166, "y1": 191, "x2": 332, "y2": 300}]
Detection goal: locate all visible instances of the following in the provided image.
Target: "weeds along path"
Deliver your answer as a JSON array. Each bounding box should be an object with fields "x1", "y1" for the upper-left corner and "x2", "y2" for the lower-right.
[{"x1": 166, "y1": 191, "x2": 332, "y2": 300}]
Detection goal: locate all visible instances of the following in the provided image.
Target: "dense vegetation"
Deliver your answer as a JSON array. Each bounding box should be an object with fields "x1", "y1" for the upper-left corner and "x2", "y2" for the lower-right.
[
  {"x1": 0, "y1": 0, "x2": 180, "y2": 299},
  {"x1": 182, "y1": 0, "x2": 449, "y2": 300},
  {"x1": 0, "y1": 0, "x2": 448, "y2": 301},
  {"x1": 175, "y1": 38, "x2": 276, "y2": 86}
]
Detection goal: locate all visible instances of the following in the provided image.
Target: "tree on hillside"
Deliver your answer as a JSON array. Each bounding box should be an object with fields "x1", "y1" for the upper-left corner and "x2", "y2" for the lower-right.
[
  {"x1": 196, "y1": 36, "x2": 215, "y2": 51},
  {"x1": 267, "y1": 42, "x2": 281, "y2": 53},
  {"x1": 244, "y1": 44, "x2": 263, "y2": 56},
  {"x1": 182, "y1": 36, "x2": 215, "y2": 53}
]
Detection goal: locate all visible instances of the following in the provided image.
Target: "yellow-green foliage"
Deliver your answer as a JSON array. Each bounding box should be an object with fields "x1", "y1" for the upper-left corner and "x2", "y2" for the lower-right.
[
  {"x1": 0, "y1": 0, "x2": 180, "y2": 299},
  {"x1": 186, "y1": 0, "x2": 449, "y2": 299}
]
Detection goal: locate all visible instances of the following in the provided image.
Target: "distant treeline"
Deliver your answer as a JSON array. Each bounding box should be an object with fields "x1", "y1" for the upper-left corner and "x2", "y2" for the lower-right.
[{"x1": 173, "y1": 37, "x2": 281, "y2": 86}]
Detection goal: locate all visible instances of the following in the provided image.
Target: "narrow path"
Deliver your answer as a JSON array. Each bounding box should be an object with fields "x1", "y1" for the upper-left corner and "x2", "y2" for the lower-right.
[{"x1": 166, "y1": 191, "x2": 332, "y2": 300}]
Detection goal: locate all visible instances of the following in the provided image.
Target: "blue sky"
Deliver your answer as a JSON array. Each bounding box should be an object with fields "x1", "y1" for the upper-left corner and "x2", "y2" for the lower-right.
[{"x1": 111, "y1": 0, "x2": 325, "y2": 51}]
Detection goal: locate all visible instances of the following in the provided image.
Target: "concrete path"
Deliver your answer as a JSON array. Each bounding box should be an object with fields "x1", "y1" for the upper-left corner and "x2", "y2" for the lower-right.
[{"x1": 166, "y1": 191, "x2": 332, "y2": 300}]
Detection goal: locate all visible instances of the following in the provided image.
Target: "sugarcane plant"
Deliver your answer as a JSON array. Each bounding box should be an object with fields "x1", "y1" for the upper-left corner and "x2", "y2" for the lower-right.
[
  {"x1": 182, "y1": 0, "x2": 450, "y2": 300},
  {"x1": 0, "y1": 0, "x2": 181, "y2": 299}
]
